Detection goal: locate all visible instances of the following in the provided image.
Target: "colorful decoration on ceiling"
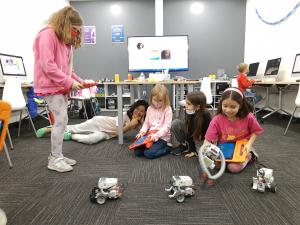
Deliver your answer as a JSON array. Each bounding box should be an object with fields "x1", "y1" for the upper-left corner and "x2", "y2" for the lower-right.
[{"x1": 255, "y1": 1, "x2": 300, "y2": 25}]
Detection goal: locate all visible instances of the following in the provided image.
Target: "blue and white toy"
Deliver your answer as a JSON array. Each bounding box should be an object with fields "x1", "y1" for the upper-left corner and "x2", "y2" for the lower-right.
[{"x1": 198, "y1": 143, "x2": 226, "y2": 181}]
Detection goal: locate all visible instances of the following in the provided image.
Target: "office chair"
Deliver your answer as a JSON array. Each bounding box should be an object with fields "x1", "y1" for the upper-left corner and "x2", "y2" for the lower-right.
[
  {"x1": 69, "y1": 87, "x2": 97, "y2": 120},
  {"x1": 233, "y1": 78, "x2": 257, "y2": 116},
  {"x1": 284, "y1": 84, "x2": 300, "y2": 135},
  {"x1": 231, "y1": 78, "x2": 239, "y2": 88},
  {"x1": 0, "y1": 100, "x2": 13, "y2": 168},
  {"x1": 200, "y1": 77, "x2": 214, "y2": 112},
  {"x1": 33, "y1": 97, "x2": 52, "y2": 126},
  {"x1": 2, "y1": 79, "x2": 37, "y2": 149}
]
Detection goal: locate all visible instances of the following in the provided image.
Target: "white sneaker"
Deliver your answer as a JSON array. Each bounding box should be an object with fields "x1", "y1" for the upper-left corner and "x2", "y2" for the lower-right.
[
  {"x1": 63, "y1": 157, "x2": 77, "y2": 166},
  {"x1": 48, "y1": 157, "x2": 73, "y2": 172}
]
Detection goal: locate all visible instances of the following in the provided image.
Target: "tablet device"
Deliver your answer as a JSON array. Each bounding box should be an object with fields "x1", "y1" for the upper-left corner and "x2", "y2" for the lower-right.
[{"x1": 128, "y1": 130, "x2": 158, "y2": 150}]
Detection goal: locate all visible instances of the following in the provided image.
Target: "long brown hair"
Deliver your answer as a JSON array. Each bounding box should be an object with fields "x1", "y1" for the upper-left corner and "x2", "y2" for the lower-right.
[
  {"x1": 217, "y1": 88, "x2": 253, "y2": 118},
  {"x1": 184, "y1": 91, "x2": 209, "y2": 141},
  {"x1": 48, "y1": 6, "x2": 83, "y2": 48}
]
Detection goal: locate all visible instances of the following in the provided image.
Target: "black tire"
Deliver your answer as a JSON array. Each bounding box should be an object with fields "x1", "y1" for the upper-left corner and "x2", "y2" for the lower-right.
[
  {"x1": 270, "y1": 183, "x2": 277, "y2": 193},
  {"x1": 90, "y1": 187, "x2": 100, "y2": 203},
  {"x1": 176, "y1": 194, "x2": 185, "y2": 203},
  {"x1": 90, "y1": 193, "x2": 97, "y2": 203},
  {"x1": 96, "y1": 196, "x2": 106, "y2": 205}
]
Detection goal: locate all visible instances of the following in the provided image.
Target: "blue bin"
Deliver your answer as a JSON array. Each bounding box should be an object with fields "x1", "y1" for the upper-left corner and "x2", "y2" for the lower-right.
[{"x1": 218, "y1": 142, "x2": 235, "y2": 159}]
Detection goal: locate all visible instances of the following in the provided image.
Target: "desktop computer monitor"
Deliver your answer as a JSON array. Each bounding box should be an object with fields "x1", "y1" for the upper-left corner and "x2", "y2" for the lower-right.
[
  {"x1": 0, "y1": 53, "x2": 27, "y2": 82},
  {"x1": 292, "y1": 53, "x2": 300, "y2": 74},
  {"x1": 264, "y1": 57, "x2": 281, "y2": 76},
  {"x1": 248, "y1": 62, "x2": 259, "y2": 77}
]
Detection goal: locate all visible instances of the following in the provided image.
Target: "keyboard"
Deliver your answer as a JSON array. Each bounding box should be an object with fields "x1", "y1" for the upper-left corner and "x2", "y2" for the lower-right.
[{"x1": 262, "y1": 77, "x2": 276, "y2": 82}]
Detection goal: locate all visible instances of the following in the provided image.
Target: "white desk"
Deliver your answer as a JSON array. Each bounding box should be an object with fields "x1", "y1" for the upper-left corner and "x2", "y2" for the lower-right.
[{"x1": 254, "y1": 81, "x2": 299, "y2": 121}]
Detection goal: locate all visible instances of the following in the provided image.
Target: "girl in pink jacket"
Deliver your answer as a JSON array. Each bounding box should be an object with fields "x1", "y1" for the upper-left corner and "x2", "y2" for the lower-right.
[
  {"x1": 33, "y1": 6, "x2": 84, "y2": 173},
  {"x1": 134, "y1": 84, "x2": 173, "y2": 159}
]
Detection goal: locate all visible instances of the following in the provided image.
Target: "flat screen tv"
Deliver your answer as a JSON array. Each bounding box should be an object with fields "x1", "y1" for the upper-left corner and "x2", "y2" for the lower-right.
[
  {"x1": 128, "y1": 35, "x2": 189, "y2": 72},
  {"x1": 292, "y1": 53, "x2": 300, "y2": 74},
  {"x1": 248, "y1": 62, "x2": 259, "y2": 77},
  {"x1": 264, "y1": 58, "x2": 281, "y2": 75},
  {"x1": 0, "y1": 53, "x2": 27, "y2": 77}
]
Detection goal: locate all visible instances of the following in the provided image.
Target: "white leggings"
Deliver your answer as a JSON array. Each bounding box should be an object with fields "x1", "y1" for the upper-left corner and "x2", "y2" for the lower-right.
[
  {"x1": 66, "y1": 117, "x2": 110, "y2": 144},
  {"x1": 44, "y1": 94, "x2": 68, "y2": 158}
]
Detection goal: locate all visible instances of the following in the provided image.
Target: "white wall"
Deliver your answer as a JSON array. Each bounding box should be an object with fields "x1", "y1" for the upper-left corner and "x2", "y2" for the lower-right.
[
  {"x1": 245, "y1": 0, "x2": 300, "y2": 81},
  {"x1": 0, "y1": 0, "x2": 69, "y2": 81},
  {"x1": 245, "y1": 0, "x2": 300, "y2": 118}
]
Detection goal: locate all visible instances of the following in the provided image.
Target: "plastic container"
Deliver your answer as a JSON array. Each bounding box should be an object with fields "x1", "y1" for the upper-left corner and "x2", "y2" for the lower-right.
[{"x1": 114, "y1": 73, "x2": 120, "y2": 82}]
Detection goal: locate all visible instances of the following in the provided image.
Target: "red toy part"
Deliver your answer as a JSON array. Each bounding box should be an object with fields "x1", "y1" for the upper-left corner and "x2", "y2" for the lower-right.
[
  {"x1": 49, "y1": 111, "x2": 55, "y2": 125},
  {"x1": 61, "y1": 82, "x2": 97, "y2": 94},
  {"x1": 128, "y1": 130, "x2": 158, "y2": 150}
]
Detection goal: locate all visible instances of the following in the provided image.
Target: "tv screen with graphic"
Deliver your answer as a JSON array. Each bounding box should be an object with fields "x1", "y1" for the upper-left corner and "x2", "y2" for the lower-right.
[
  {"x1": 248, "y1": 62, "x2": 259, "y2": 77},
  {"x1": 128, "y1": 35, "x2": 189, "y2": 72},
  {"x1": 292, "y1": 53, "x2": 300, "y2": 74},
  {"x1": 0, "y1": 53, "x2": 26, "y2": 77},
  {"x1": 264, "y1": 58, "x2": 281, "y2": 75}
]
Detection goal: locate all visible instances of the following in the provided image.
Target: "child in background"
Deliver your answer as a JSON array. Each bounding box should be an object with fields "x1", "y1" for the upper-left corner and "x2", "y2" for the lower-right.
[
  {"x1": 134, "y1": 84, "x2": 173, "y2": 159},
  {"x1": 37, "y1": 100, "x2": 148, "y2": 144},
  {"x1": 170, "y1": 91, "x2": 211, "y2": 157},
  {"x1": 236, "y1": 63, "x2": 261, "y2": 103},
  {"x1": 204, "y1": 87, "x2": 263, "y2": 173},
  {"x1": 33, "y1": 6, "x2": 84, "y2": 172}
]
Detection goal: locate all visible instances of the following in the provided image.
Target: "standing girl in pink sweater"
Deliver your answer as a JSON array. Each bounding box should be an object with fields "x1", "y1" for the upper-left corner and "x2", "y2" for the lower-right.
[
  {"x1": 134, "y1": 84, "x2": 173, "y2": 159},
  {"x1": 33, "y1": 6, "x2": 84, "y2": 172}
]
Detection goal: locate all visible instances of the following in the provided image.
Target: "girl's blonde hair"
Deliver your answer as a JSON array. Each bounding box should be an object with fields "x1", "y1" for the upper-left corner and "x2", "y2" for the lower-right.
[
  {"x1": 149, "y1": 84, "x2": 170, "y2": 109},
  {"x1": 237, "y1": 63, "x2": 249, "y2": 73},
  {"x1": 48, "y1": 6, "x2": 83, "y2": 48}
]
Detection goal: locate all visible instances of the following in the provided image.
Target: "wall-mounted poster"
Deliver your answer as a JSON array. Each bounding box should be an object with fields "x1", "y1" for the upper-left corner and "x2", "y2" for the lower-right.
[
  {"x1": 84, "y1": 26, "x2": 96, "y2": 44},
  {"x1": 111, "y1": 25, "x2": 125, "y2": 43}
]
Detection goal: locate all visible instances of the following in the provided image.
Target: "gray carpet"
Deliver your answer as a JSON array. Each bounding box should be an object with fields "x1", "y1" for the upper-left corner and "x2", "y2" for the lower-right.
[{"x1": 0, "y1": 112, "x2": 300, "y2": 225}]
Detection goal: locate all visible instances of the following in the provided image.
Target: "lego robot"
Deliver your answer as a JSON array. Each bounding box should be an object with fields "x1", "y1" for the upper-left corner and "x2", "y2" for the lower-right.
[
  {"x1": 198, "y1": 143, "x2": 226, "y2": 180},
  {"x1": 252, "y1": 167, "x2": 277, "y2": 193},
  {"x1": 165, "y1": 176, "x2": 195, "y2": 203},
  {"x1": 90, "y1": 177, "x2": 122, "y2": 204}
]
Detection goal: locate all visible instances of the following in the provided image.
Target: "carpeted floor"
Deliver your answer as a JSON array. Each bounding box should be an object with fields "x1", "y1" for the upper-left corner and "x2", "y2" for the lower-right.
[{"x1": 0, "y1": 112, "x2": 299, "y2": 225}]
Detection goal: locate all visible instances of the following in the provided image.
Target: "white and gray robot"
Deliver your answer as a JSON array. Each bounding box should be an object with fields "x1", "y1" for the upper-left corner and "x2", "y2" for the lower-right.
[
  {"x1": 252, "y1": 167, "x2": 277, "y2": 193},
  {"x1": 90, "y1": 177, "x2": 122, "y2": 204},
  {"x1": 165, "y1": 176, "x2": 195, "y2": 203},
  {"x1": 198, "y1": 143, "x2": 226, "y2": 181}
]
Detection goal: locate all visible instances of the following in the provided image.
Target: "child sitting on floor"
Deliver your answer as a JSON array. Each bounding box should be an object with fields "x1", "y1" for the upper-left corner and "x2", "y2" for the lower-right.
[{"x1": 134, "y1": 84, "x2": 173, "y2": 159}]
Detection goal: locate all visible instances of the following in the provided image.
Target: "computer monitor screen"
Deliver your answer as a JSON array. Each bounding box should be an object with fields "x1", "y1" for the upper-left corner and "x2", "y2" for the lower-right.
[
  {"x1": 248, "y1": 62, "x2": 259, "y2": 77},
  {"x1": 264, "y1": 58, "x2": 281, "y2": 75},
  {"x1": 0, "y1": 53, "x2": 26, "y2": 77},
  {"x1": 292, "y1": 53, "x2": 300, "y2": 74},
  {"x1": 128, "y1": 35, "x2": 189, "y2": 72}
]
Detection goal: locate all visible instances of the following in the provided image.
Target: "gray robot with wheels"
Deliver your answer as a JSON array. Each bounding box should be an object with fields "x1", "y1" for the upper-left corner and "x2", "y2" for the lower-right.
[
  {"x1": 252, "y1": 167, "x2": 277, "y2": 193},
  {"x1": 90, "y1": 177, "x2": 122, "y2": 205},
  {"x1": 165, "y1": 176, "x2": 195, "y2": 203}
]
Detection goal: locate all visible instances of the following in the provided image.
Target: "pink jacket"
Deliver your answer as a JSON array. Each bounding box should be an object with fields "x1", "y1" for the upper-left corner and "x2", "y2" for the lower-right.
[
  {"x1": 140, "y1": 105, "x2": 173, "y2": 142},
  {"x1": 33, "y1": 27, "x2": 83, "y2": 95}
]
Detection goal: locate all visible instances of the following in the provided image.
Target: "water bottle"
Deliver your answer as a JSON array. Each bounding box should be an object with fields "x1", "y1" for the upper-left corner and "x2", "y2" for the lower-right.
[{"x1": 140, "y1": 72, "x2": 145, "y2": 80}]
